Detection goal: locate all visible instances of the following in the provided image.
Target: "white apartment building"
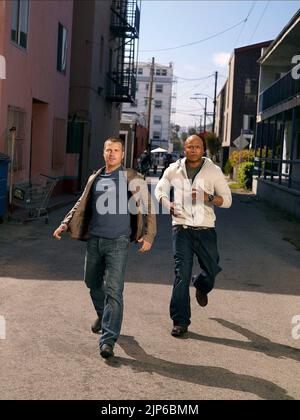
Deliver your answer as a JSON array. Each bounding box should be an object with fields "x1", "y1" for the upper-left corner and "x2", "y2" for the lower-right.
[{"x1": 123, "y1": 62, "x2": 173, "y2": 151}]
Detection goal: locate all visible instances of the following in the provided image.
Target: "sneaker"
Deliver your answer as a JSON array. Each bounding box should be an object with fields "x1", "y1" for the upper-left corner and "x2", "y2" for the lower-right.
[
  {"x1": 171, "y1": 325, "x2": 188, "y2": 337},
  {"x1": 91, "y1": 316, "x2": 102, "y2": 334},
  {"x1": 100, "y1": 344, "x2": 114, "y2": 359},
  {"x1": 195, "y1": 289, "x2": 208, "y2": 307}
]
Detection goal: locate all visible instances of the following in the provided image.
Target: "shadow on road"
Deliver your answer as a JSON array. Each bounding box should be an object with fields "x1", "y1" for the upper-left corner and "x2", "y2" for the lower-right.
[
  {"x1": 1, "y1": 195, "x2": 300, "y2": 297},
  {"x1": 105, "y1": 335, "x2": 293, "y2": 400},
  {"x1": 188, "y1": 318, "x2": 300, "y2": 362}
]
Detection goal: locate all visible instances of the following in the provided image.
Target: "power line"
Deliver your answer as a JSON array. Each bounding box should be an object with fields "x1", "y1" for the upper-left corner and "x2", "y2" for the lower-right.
[
  {"x1": 140, "y1": 20, "x2": 249, "y2": 53},
  {"x1": 249, "y1": 1, "x2": 270, "y2": 43},
  {"x1": 177, "y1": 78, "x2": 215, "y2": 100},
  {"x1": 174, "y1": 74, "x2": 214, "y2": 82},
  {"x1": 233, "y1": 1, "x2": 257, "y2": 47}
]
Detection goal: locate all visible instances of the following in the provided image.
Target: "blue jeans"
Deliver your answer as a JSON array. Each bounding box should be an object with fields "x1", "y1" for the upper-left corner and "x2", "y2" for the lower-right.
[
  {"x1": 84, "y1": 236, "x2": 130, "y2": 349},
  {"x1": 170, "y1": 226, "x2": 222, "y2": 327}
]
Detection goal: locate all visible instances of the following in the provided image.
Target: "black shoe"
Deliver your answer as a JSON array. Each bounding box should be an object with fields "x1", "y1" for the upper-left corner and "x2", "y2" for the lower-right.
[
  {"x1": 195, "y1": 289, "x2": 208, "y2": 307},
  {"x1": 171, "y1": 325, "x2": 188, "y2": 337},
  {"x1": 91, "y1": 316, "x2": 102, "y2": 334},
  {"x1": 100, "y1": 344, "x2": 114, "y2": 359}
]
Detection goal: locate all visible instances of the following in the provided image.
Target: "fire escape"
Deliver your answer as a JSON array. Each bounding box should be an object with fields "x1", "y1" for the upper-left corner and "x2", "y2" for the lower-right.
[{"x1": 107, "y1": 0, "x2": 141, "y2": 103}]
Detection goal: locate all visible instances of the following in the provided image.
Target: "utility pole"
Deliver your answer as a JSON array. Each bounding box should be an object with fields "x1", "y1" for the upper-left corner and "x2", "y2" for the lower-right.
[
  {"x1": 203, "y1": 97, "x2": 207, "y2": 132},
  {"x1": 146, "y1": 57, "x2": 155, "y2": 151},
  {"x1": 213, "y1": 71, "x2": 218, "y2": 133}
]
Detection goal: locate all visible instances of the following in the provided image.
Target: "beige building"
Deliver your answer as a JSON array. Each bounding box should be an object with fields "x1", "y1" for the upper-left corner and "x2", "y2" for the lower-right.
[{"x1": 123, "y1": 62, "x2": 174, "y2": 152}]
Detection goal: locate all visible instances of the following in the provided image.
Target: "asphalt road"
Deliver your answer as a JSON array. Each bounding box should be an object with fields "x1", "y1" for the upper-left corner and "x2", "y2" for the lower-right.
[{"x1": 0, "y1": 190, "x2": 299, "y2": 400}]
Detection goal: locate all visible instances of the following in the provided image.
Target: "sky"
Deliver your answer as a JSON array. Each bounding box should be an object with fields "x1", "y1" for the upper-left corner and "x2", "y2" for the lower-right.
[{"x1": 138, "y1": 0, "x2": 300, "y2": 129}]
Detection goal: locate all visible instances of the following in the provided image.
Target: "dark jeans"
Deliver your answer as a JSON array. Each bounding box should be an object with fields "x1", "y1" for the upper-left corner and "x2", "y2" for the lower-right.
[
  {"x1": 170, "y1": 226, "x2": 222, "y2": 327},
  {"x1": 84, "y1": 236, "x2": 130, "y2": 349}
]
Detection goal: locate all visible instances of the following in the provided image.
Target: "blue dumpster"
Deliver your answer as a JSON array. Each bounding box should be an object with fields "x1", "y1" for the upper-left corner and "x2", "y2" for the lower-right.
[{"x1": 0, "y1": 153, "x2": 10, "y2": 222}]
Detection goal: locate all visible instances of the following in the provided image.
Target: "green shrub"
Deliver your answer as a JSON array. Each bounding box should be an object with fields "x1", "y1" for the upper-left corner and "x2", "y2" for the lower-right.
[
  {"x1": 229, "y1": 149, "x2": 255, "y2": 167},
  {"x1": 237, "y1": 162, "x2": 254, "y2": 190},
  {"x1": 224, "y1": 159, "x2": 233, "y2": 176}
]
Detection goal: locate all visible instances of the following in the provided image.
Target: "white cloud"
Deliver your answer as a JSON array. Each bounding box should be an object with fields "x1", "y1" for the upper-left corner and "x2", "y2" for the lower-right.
[{"x1": 213, "y1": 52, "x2": 231, "y2": 68}]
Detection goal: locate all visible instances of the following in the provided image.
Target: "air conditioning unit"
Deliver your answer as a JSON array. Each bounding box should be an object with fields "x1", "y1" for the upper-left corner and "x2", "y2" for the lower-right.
[{"x1": 0, "y1": 55, "x2": 6, "y2": 79}]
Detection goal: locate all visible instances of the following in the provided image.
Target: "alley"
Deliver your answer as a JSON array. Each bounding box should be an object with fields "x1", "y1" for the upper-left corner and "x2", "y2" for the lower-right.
[{"x1": 0, "y1": 191, "x2": 299, "y2": 400}]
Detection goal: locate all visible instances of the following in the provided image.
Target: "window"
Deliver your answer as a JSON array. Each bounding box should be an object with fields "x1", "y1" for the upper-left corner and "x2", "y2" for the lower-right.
[
  {"x1": 138, "y1": 68, "x2": 143, "y2": 75},
  {"x1": 57, "y1": 23, "x2": 68, "y2": 74},
  {"x1": 245, "y1": 78, "x2": 257, "y2": 102},
  {"x1": 144, "y1": 99, "x2": 148, "y2": 107},
  {"x1": 156, "y1": 69, "x2": 161, "y2": 76},
  {"x1": 162, "y1": 69, "x2": 167, "y2": 76},
  {"x1": 153, "y1": 115, "x2": 161, "y2": 125},
  {"x1": 52, "y1": 118, "x2": 67, "y2": 169},
  {"x1": 11, "y1": 0, "x2": 29, "y2": 49},
  {"x1": 243, "y1": 115, "x2": 255, "y2": 131},
  {"x1": 245, "y1": 78, "x2": 251, "y2": 95},
  {"x1": 153, "y1": 131, "x2": 161, "y2": 140},
  {"x1": 99, "y1": 36, "x2": 104, "y2": 74},
  {"x1": 155, "y1": 100, "x2": 162, "y2": 109},
  {"x1": 145, "y1": 84, "x2": 149, "y2": 91},
  {"x1": 136, "y1": 83, "x2": 139, "y2": 92},
  {"x1": 156, "y1": 84, "x2": 163, "y2": 93}
]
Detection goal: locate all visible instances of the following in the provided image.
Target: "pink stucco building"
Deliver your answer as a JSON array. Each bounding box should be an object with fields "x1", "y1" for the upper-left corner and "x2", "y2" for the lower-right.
[{"x1": 0, "y1": 0, "x2": 76, "y2": 192}]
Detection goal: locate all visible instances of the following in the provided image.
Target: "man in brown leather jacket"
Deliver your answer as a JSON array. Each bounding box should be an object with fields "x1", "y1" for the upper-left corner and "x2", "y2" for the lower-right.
[{"x1": 53, "y1": 138, "x2": 156, "y2": 359}]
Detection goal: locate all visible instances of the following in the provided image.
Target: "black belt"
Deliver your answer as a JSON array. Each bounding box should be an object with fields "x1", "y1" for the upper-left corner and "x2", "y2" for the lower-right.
[{"x1": 181, "y1": 225, "x2": 210, "y2": 230}]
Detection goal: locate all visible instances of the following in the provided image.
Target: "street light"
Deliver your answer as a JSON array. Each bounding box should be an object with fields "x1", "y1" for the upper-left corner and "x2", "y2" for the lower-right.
[
  {"x1": 190, "y1": 96, "x2": 208, "y2": 131},
  {"x1": 194, "y1": 92, "x2": 214, "y2": 100},
  {"x1": 194, "y1": 92, "x2": 217, "y2": 132}
]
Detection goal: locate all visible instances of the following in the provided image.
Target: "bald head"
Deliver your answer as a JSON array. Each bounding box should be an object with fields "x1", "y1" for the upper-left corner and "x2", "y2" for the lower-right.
[
  {"x1": 184, "y1": 135, "x2": 205, "y2": 164},
  {"x1": 185, "y1": 135, "x2": 204, "y2": 146}
]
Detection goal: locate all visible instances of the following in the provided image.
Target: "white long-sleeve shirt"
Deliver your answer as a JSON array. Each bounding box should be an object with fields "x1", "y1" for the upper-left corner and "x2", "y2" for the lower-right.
[{"x1": 155, "y1": 157, "x2": 232, "y2": 228}]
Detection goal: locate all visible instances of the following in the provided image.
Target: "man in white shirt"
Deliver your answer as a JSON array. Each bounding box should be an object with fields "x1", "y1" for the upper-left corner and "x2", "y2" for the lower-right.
[{"x1": 155, "y1": 135, "x2": 232, "y2": 337}]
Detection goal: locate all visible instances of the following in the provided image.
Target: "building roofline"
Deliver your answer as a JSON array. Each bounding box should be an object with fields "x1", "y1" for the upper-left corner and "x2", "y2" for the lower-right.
[
  {"x1": 233, "y1": 40, "x2": 273, "y2": 55},
  {"x1": 258, "y1": 9, "x2": 300, "y2": 64},
  {"x1": 227, "y1": 40, "x2": 273, "y2": 65}
]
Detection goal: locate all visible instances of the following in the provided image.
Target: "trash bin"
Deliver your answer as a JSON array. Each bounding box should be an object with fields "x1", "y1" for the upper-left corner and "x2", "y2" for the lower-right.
[{"x1": 0, "y1": 153, "x2": 10, "y2": 223}]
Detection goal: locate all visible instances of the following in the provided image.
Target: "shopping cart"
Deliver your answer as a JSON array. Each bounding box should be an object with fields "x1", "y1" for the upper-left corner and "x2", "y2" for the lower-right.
[{"x1": 12, "y1": 174, "x2": 59, "y2": 223}]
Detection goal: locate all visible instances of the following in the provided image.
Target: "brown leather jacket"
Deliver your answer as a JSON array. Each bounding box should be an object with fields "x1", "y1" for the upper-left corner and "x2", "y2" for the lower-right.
[{"x1": 61, "y1": 167, "x2": 157, "y2": 244}]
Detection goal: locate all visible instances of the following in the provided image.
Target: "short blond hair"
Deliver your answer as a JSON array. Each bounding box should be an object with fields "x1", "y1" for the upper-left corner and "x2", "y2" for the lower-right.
[{"x1": 104, "y1": 137, "x2": 125, "y2": 151}]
